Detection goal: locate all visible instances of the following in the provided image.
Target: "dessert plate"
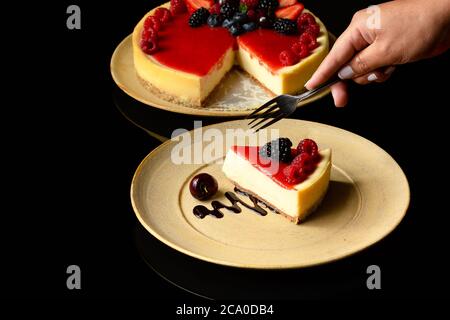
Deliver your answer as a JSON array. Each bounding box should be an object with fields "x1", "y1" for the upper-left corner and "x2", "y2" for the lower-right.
[
  {"x1": 111, "y1": 34, "x2": 335, "y2": 117},
  {"x1": 131, "y1": 119, "x2": 410, "y2": 269}
]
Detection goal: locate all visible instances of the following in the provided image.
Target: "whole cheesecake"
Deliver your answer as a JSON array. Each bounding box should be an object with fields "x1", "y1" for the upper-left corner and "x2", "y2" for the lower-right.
[
  {"x1": 132, "y1": 0, "x2": 329, "y2": 107},
  {"x1": 222, "y1": 138, "x2": 331, "y2": 223}
]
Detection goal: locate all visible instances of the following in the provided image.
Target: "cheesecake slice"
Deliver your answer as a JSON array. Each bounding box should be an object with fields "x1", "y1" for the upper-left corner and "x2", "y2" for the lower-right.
[{"x1": 222, "y1": 139, "x2": 331, "y2": 223}]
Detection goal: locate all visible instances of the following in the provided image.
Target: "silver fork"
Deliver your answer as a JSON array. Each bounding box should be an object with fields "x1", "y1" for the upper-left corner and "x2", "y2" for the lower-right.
[{"x1": 247, "y1": 75, "x2": 340, "y2": 132}]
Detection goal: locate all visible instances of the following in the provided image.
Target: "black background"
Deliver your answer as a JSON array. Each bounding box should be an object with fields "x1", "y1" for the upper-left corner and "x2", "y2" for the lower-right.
[{"x1": 4, "y1": 0, "x2": 449, "y2": 304}]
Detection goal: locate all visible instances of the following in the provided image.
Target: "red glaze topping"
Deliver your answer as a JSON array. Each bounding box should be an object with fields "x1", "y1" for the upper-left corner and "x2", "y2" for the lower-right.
[
  {"x1": 237, "y1": 29, "x2": 300, "y2": 72},
  {"x1": 232, "y1": 146, "x2": 297, "y2": 189},
  {"x1": 150, "y1": 13, "x2": 235, "y2": 76}
]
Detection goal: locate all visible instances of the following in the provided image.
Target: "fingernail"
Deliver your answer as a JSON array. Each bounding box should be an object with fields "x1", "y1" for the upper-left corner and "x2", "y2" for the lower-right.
[
  {"x1": 338, "y1": 65, "x2": 354, "y2": 79},
  {"x1": 368, "y1": 73, "x2": 378, "y2": 82},
  {"x1": 304, "y1": 79, "x2": 311, "y2": 89},
  {"x1": 385, "y1": 66, "x2": 395, "y2": 75}
]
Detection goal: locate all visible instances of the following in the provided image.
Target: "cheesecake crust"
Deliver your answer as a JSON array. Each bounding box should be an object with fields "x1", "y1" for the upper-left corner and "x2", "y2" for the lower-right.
[
  {"x1": 230, "y1": 180, "x2": 328, "y2": 224},
  {"x1": 137, "y1": 73, "x2": 203, "y2": 108}
]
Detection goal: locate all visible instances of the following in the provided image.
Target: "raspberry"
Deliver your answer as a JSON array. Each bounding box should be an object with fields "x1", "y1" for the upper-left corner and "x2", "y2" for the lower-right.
[
  {"x1": 306, "y1": 23, "x2": 320, "y2": 37},
  {"x1": 292, "y1": 152, "x2": 312, "y2": 167},
  {"x1": 241, "y1": 0, "x2": 259, "y2": 10},
  {"x1": 154, "y1": 8, "x2": 172, "y2": 25},
  {"x1": 140, "y1": 36, "x2": 159, "y2": 54},
  {"x1": 283, "y1": 164, "x2": 301, "y2": 184},
  {"x1": 298, "y1": 12, "x2": 316, "y2": 25},
  {"x1": 209, "y1": 3, "x2": 221, "y2": 15},
  {"x1": 279, "y1": 50, "x2": 299, "y2": 66},
  {"x1": 171, "y1": 0, "x2": 187, "y2": 15},
  {"x1": 299, "y1": 32, "x2": 317, "y2": 50},
  {"x1": 144, "y1": 16, "x2": 161, "y2": 32},
  {"x1": 142, "y1": 28, "x2": 158, "y2": 42},
  {"x1": 247, "y1": 9, "x2": 257, "y2": 21},
  {"x1": 296, "y1": 139, "x2": 320, "y2": 162},
  {"x1": 291, "y1": 42, "x2": 309, "y2": 58}
]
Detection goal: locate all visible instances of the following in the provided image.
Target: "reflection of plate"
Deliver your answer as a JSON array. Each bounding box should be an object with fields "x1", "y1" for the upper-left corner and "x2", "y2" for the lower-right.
[
  {"x1": 110, "y1": 34, "x2": 335, "y2": 117},
  {"x1": 131, "y1": 119, "x2": 410, "y2": 269}
]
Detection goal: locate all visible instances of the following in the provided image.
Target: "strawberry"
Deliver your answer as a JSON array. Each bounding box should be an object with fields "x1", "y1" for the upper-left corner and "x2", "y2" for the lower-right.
[
  {"x1": 278, "y1": 0, "x2": 297, "y2": 8},
  {"x1": 275, "y1": 3, "x2": 304, "y2": 20},
  {"x1": 185, "y1": 0, "x2": 214, "y2": 13}
]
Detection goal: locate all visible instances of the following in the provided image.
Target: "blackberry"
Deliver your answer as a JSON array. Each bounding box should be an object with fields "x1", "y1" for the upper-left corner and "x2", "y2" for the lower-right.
[
  {"x1": 259, "y1": 138, "x2": 293, "y2": 163},
  {"x1": 273, "y1": 18, "x2": 297, "y2": 35},
  {"x1": 258, "y1": 0, "x2": 278, "y2": 12},
  {"x1": 189, "y1": 8, "x2": 210, "y2": 27},
  {"x1": 221, "y1": 2, "x2": 238, "y2": 19}
]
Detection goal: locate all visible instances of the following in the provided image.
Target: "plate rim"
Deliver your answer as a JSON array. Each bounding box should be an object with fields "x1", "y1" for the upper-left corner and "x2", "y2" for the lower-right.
[
  {"x1": 111, "y1": 34, "x2": 334, "y2": 117},
  {"x1": 130, "y1": 119, "x2": 410, "y2": 269}
]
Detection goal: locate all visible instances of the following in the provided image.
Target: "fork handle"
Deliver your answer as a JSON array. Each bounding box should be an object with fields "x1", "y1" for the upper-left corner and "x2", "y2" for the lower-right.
[{"x1": 298, "y1": 75, "x2": 341, "y2": 100}]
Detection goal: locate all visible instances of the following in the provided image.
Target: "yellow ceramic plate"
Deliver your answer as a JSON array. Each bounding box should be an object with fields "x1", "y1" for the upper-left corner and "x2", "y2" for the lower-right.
[
  {"x1": 131, "y1": 119, "x2": 410, "y2": 269},
  {"x1": 111, "y1": 34, "x2": 335, "y2": 117}
]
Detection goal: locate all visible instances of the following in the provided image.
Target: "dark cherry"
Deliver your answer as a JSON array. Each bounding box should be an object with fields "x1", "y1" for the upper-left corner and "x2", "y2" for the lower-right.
[{"x1": 189, "y1": 173, "x2": 219, "y2": 200}]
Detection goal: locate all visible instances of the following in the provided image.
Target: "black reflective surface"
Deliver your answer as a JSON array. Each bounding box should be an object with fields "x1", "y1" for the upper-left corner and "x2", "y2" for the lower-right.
[{"x1": 5, "y1": 0, "x2": 449, "y2": 300}]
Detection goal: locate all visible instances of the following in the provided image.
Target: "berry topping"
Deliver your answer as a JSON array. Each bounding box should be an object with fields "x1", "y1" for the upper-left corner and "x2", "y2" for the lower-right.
[
  {"x1": 247, "y1": 9, "x2": 257, "y2": 21},
  {"x1": 259, "y1": 138, "x2": 293, "y2": 163},
  {"x1": 186, "y1": 0, "x2": 215, "y2": 13},
  {"x1": 241, "y1": 0, "x2": 259, "y2": 10},
  {"x1": 144, "y1": 16, "x2": 161, "y2": 32},
  {"x1": 275, "y1": 3, "x2": 304, "y2": 20},
  {"x1": 299, "y1": 31, "x2": 318, "y2": 50},
  {"x1": 291, "y1": 152, "x2": 315, "y2": 173},
  {"x1": 140, "y1": 36, "x2": 159, "y2": 55},
  {"x1": 233, "y1": 12, "x2": 249, "y2": 23},
  {"x1": 229, "y1": 23, "x2": 244, "y2": 36},
  {"x1": 189, "y1": 7, "x2": 210, "y2": 27},
  {"x1": 306, "y1": 23, "x2": 320, "y2": 37},
  {"x1": 209, "y1": 3, "x2": 221, "y2": 15},
  {"x1": 291, "y1": 41, "x2": 309, "y2": 58},
  {"x1": 296, "y1": 139, "x2": 320, "y2": 162},
  {"x1": 283, "y1": 164, "x2": 304, "y2": 185},
  {"x1": 279, "y1": 49, "x2": 299, "y2": 66},
  {"x1": 221, "y1": 2, "x2": 238, "y2": 19},
  {"x1": 243, "y1": 21, "x2": 258, "y2": 31},
  {"x1": 273, "y1": 18, "x2": 298, "y2": 35},
  {"x1": 259, "y1": 16, "x2": 274, "y2": 28},
  {"x1": 154, "y1": 7, "x2": 172, "y2": 25},
  {"x1": 207, "y1": 14, "x2": 223, "y2": 27},
  {"x1": 259, "y1": 0, "x2": 279, "y2": 12},
  {"x1": 170, "y1": 0, "x2": 187, "y2": 15},
  {"x1": 142, "y1": 28, "x2": 158, "y2": 42},
  {"x1": 278, "y1": 0, "x2": 297, "y2": 8},
  {"x1": 189, "y1": 173, "x2": 219, "y2": 200}
]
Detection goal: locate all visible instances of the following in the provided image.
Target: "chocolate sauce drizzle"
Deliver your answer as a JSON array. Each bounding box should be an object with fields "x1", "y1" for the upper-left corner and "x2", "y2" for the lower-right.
[{"x1": 193, "y1": 188, "x2": 268, "y2": 219}]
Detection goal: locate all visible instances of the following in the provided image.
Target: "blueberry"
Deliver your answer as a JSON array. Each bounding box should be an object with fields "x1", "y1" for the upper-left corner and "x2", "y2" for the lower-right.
[
  {"x1": 233, "y1": 12, "x2": 248, "y2": 24},
  {"x1": 243, "y1": 22, "x2": 257, "y2": 32},
  {"x1": 207, "y1": 14, "x2": 223, "y2": 27},
  {"x1": 259, "y1": 16, "x2": 273, "y2": 28},
  {"x1": 222, "y1": 18, "x2": 235, "y2": 28},
  {"x1": 229, "y1": 24, "x2": 243, "y2": 36}
]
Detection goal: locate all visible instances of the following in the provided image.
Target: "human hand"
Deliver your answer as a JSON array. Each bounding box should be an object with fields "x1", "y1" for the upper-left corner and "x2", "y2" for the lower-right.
[{"x1": 305, "y1": 0, "x2": 450, "y2": 107}]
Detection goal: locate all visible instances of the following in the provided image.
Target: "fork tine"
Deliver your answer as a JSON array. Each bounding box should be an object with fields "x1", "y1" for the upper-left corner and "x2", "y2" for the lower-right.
[
  {"x1": 246, "y1": 97, "x2": 278, "y2": 119},
  {"x1": 254, "y1": 112, "x2": 286, "y2": 132},
  {"x1": 248, "y1": 105, "x2": 279, "y2": 125},
  {"x1": 250, "y1": 110, "x2": 283, "y2": 129}
]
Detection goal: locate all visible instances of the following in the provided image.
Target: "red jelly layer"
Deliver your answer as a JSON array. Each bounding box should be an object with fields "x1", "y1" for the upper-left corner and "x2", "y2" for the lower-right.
[
  {"x1": 232, "y1": 146, "x2": 295, "y2": 189},
  {"x1": 151, "y1": 13, "x2": 235, "y2": 76},
  {"x1": 237, "y1": 29, "x2": 300, "y2": 72}
]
